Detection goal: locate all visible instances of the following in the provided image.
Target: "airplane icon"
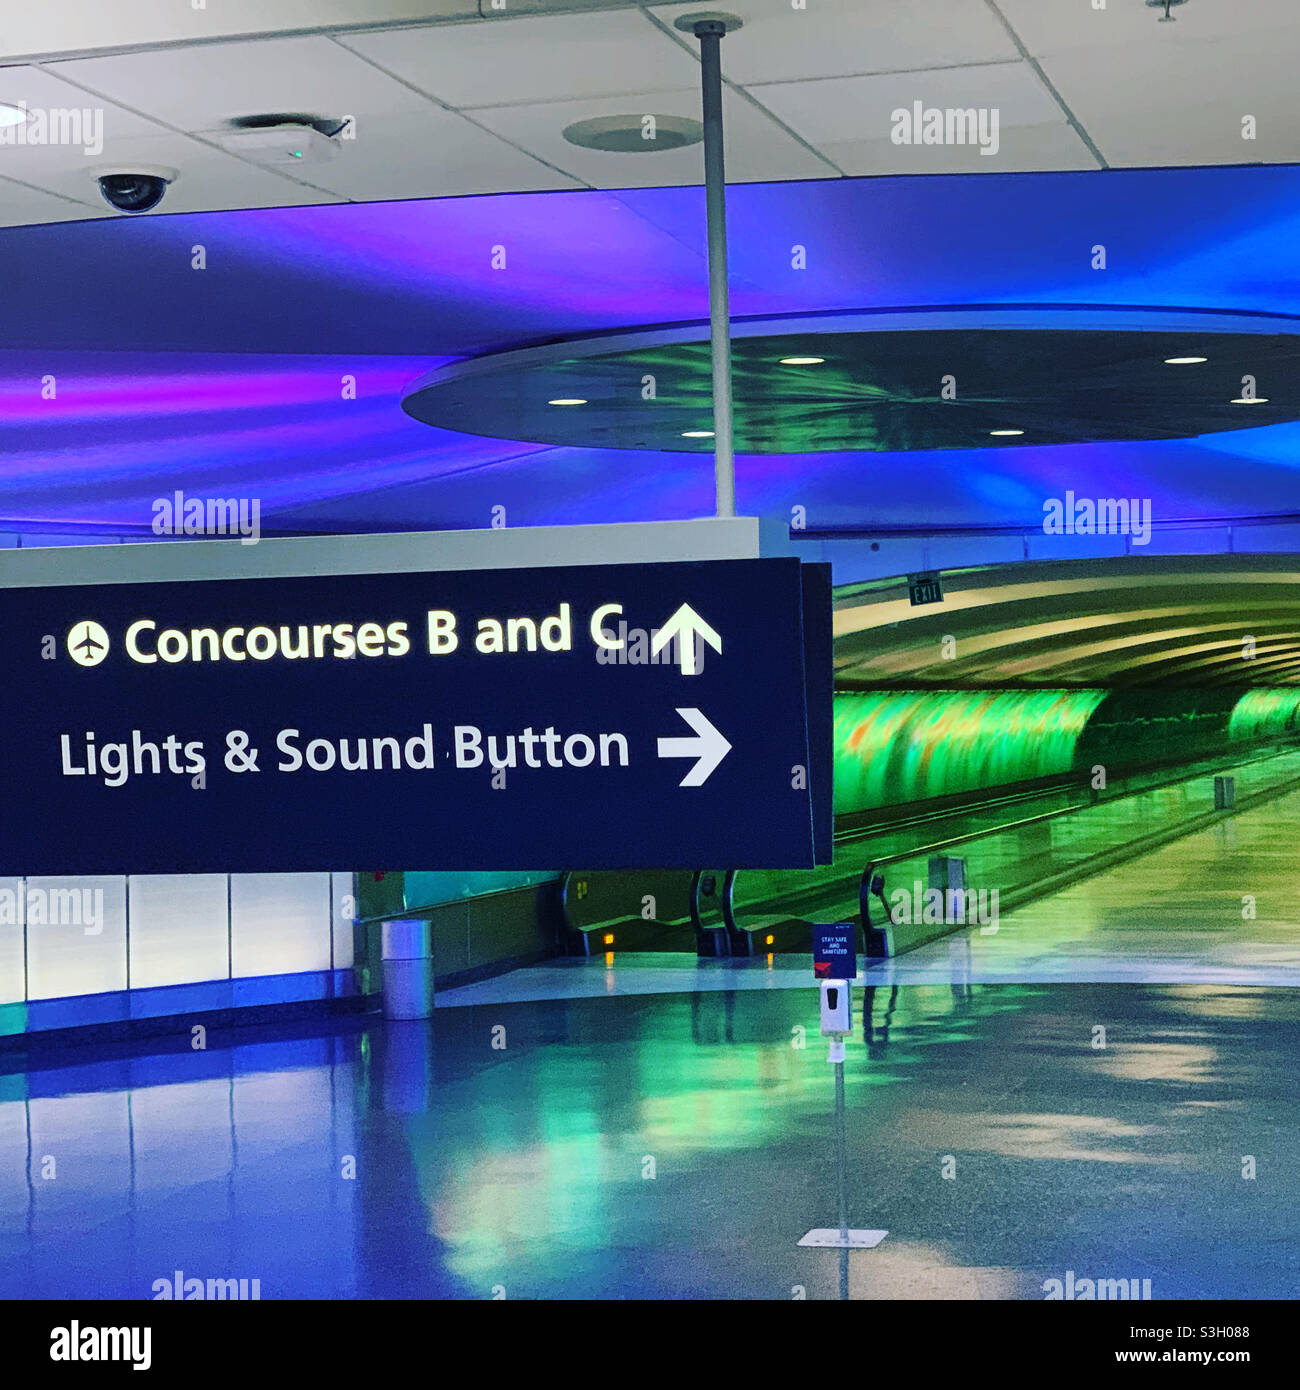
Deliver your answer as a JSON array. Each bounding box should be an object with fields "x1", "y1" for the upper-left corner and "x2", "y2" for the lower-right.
[{"x1": 66, "y1": 620, "x2": 109, "y2": 666}]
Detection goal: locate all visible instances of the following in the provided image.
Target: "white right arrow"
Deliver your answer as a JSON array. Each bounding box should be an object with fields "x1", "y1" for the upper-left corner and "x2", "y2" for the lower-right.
[
  {"x1": 657, "y1": 707, "x2": 732, "y2": 787},
  {"x1": 651, "y1": 603, "x2": 722, "y2": 676}
]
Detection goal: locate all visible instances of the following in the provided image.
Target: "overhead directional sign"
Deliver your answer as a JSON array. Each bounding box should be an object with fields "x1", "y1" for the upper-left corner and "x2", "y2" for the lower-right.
[
  {"x1": 651, "y1": 603, "x2": 722, "y2": 676},
  {"x1": 0, "y1": 556, "x2": 832, "y2": 874},
  {"x1": 657, "y1": 708, "x2": 732, "y2": 787}
]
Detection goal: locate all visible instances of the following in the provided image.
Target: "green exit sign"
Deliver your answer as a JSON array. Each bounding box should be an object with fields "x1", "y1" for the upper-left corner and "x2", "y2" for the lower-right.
[{"x1": 908, "y1": 572, "x2": 943, "y2": 606}]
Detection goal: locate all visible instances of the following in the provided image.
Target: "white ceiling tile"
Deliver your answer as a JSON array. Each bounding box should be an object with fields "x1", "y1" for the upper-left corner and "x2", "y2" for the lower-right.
[
  {"x1": 1, "y1": 4, "x2": 1293, "y2": 225},
  {"x1": 648, "y1": 0, "x2": 1019, "y2": 84},
  {"x1": 0, "y1": 1, "x2": 478, "y2": 64},
  {"x1": 1040, "y1": 36, "x2": 1300, "y2": 167},
  {"x1": 803, "y1": 121, "x2": 1098, "y2": 179},
  {"x1": 0, "y1": 178, "x2": 100, "y2": 228},
  {"x1": 288, "y1": 108, "x2": 582, "y2": 200},
  {"x1": 0, "y1": 64, "x2": 167, "y2": 144},
  {"x1": 0, "y1": 69, "x2": 179, "y2": 195},
  {"x1": 997, "y1": 0, "x2": 1300, "y2": 54},
  {"x1": 122, "y1": 151, "x2": 348, "y2": 216},
  {"x1": 48, "y1": 35, "x2": 431, "y2": 130},
  {"x1": 750, "y1": 63, "x2": 1064, "y2": 152},
  {"x1": 341, "y1": 11, "x2": 701, "y2": 109},
  {"x1": 471, "y1": 86, "x2": 836, "y2": 189}
]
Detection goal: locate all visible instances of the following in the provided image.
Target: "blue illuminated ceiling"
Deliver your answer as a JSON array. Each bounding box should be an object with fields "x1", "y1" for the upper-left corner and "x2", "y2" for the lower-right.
[{"x1": 2, "y1": 164, "x2": 1299, "y2": 535}]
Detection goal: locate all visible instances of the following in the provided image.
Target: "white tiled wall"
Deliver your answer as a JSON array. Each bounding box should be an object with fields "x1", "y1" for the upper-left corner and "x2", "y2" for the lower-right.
[
  {"x1": 128, "y1": 873, "x2": 230, "y2": 989},
  {"x1": 0, "y1": 877, "x2": 23, "y2": 1005},
  {"x1": 25, "y1": 876, "x2": 128, "y2": 1001},
  {"x1": 231, "y1": 874, "x2": 333, "y2": 979},
  {"x1": 2, "y1": 871, "x2": 345, "y2": 1003},
  {"x1": 331, "y1": 871, "x2": 354, "y2": 971}
]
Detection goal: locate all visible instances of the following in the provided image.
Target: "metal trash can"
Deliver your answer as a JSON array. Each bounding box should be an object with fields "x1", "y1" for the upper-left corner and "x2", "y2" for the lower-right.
[
  {"x1": 929, "y1": 855, "x2": 971, "y2": 928},
  {"x1": 381, "y1": 919, "x2": 434, "y2": 1020},
  {"x1": 1214, "y1": 775, "x2": 1236, "y2": 810},
  {"x1": 928, "y1": 855, "x2": 967, "y2": 895}
]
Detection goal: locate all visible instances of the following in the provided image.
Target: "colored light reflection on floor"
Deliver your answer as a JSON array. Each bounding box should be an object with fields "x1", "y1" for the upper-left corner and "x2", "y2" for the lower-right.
[{"x1": 1, "y1": 977, "x2": 1296, "y2": 1299}]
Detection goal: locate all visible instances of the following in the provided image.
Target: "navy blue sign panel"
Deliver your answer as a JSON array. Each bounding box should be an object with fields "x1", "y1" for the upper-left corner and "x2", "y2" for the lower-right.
[
  {"x1": 1, "y1": 557, "x2": 832, "y2": 875},
  {"x1": 800, "y1": 562, "x2": 833, "y2": 869},
  {"x1": 812, "y1": 923, "x2": 857, "y2": 980}
]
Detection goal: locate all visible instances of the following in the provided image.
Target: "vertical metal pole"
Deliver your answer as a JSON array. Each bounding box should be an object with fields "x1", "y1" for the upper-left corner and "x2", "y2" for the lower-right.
[
  {"x1": 834, "y1": 1059, "x2": 848, "y2": 1237},
  {"x1": 834, "y1": 1057, "x2": 849, "y2": 1299},
  {"x1": 694, "y1": 19, "x2": 736, "y2": 519}
]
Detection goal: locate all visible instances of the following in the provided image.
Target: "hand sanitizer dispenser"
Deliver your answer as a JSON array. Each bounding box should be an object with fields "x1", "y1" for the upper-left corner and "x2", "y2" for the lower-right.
[{"x1": 820, "y1": 979, "x2": 852, "y2": 1035}]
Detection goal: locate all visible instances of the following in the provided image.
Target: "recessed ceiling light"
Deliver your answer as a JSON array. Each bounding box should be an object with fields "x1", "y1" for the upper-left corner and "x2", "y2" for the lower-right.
[
  {"x1": 563, "y1": 114, "x2": 703, "y2": 153},
  {"x1": 989, "y1": 429, "x2": 1024, "y2": 437},
  {"x1": 682, "y1": 430, "x2": 714, "y2": 438},
  {"x1": 779, "y1": 356, "x2": 825, "y2": 365},
  {"x1": 1230, "y1": 396, "x2": 1268, "y2": 404},
  {"x1": 1164, "y1": 356, "x2": 1207, "y2": 364},
  {"x1": 0, "y1": 103, "x2": 26, "y2": 129},
  {"x1": 548, "y1": 398, "x2": 587, "y2": 406}
]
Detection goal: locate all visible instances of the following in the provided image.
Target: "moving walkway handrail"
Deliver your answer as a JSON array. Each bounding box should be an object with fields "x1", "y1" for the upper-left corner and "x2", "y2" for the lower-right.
[
  {"x1": 860, "y1": 742, "x2": 1300, "y2": 875},
  {"x1": 833, "y1": 775, "x2": 1080, "y2": 846},
  {"x1": 727, "y1": 741, "x2": 1300, "y2": 934}
]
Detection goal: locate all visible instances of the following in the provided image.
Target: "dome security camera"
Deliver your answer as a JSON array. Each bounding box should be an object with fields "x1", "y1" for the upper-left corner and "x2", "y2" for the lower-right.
[{"x1": 92, "y1": 166, "x2": 178, "y2": 214}]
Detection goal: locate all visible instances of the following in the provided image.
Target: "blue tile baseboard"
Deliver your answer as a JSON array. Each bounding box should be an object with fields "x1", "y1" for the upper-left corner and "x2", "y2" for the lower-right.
[
  {"x1": 0, "y1": 969, "x2": 373, "y2": 1052},
  {"x1": 0, "y1": 946, "x2": 557, "y2": 1057}
]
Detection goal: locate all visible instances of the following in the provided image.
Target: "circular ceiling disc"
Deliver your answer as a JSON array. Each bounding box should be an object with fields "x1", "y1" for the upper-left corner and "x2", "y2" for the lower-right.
[
  {"x1": 402, "y1": 316, "x2": 1300, "y2": 453},
  {"x1": 562, "y1": 114, "x2": 703, "y2": 152}
]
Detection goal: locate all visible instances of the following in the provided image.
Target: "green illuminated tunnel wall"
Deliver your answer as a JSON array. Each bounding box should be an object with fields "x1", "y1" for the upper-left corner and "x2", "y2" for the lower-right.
[
  {"x1": 833, "y1": 690, "x2": 1108, "y2": 814},
  {"x1": 1074, "y1": 688, "x2": 1240, "y2": 772},
  {"x1": 834, "y1": 687, "x2": 1300, "y2": 815},
  {"x1": 1227, "y1": 689, "x2": 1300, "y2": 742}
]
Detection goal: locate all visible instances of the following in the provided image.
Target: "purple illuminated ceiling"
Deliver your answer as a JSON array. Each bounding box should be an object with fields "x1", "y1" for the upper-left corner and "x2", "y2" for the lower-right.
[{"x1": 1, "y1": 164, "x2": 1299, "y2": 535}]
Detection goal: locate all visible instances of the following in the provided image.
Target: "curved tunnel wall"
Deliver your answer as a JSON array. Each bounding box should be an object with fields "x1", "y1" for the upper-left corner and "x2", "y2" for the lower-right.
[
  {"x1": 833, "y1": 690, "x2": 1107, "y2": 814},
  {"x1": 834, "y1": 687, "x2": 1300, "y2": 815},
  {"x1": 1228, "y1": 689, "x2": 1300, "y2": 742},
  {"x1": 1074, "y1": 689, "x2": 1241, "y2": 774}
]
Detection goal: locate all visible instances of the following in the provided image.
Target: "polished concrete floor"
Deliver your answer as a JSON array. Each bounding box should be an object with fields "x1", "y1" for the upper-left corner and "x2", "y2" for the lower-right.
[
  {"x1": 2, "y1": 977, "x2": 1298, "y2": 1299},
  {"x1": 6, "y1": 789, "x2": 1300, "y2": 1299}
]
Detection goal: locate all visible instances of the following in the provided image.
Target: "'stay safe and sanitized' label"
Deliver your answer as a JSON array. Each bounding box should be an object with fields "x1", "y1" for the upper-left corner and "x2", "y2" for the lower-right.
[
  {"x1": 812, "y1": 922, "x2": 857, "y2": 980},
  {"x1": 5, "y1": 558, "x2": 832, "y2": 875}
]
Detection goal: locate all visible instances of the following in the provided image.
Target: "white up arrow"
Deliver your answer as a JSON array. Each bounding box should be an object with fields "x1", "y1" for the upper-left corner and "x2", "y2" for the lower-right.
[
  {"x1": 651, "y1": 603, "x2": 722, "y2": 676},
  {"x1": 657, "y1": 708, "x2": 731, "y2": 787}
]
